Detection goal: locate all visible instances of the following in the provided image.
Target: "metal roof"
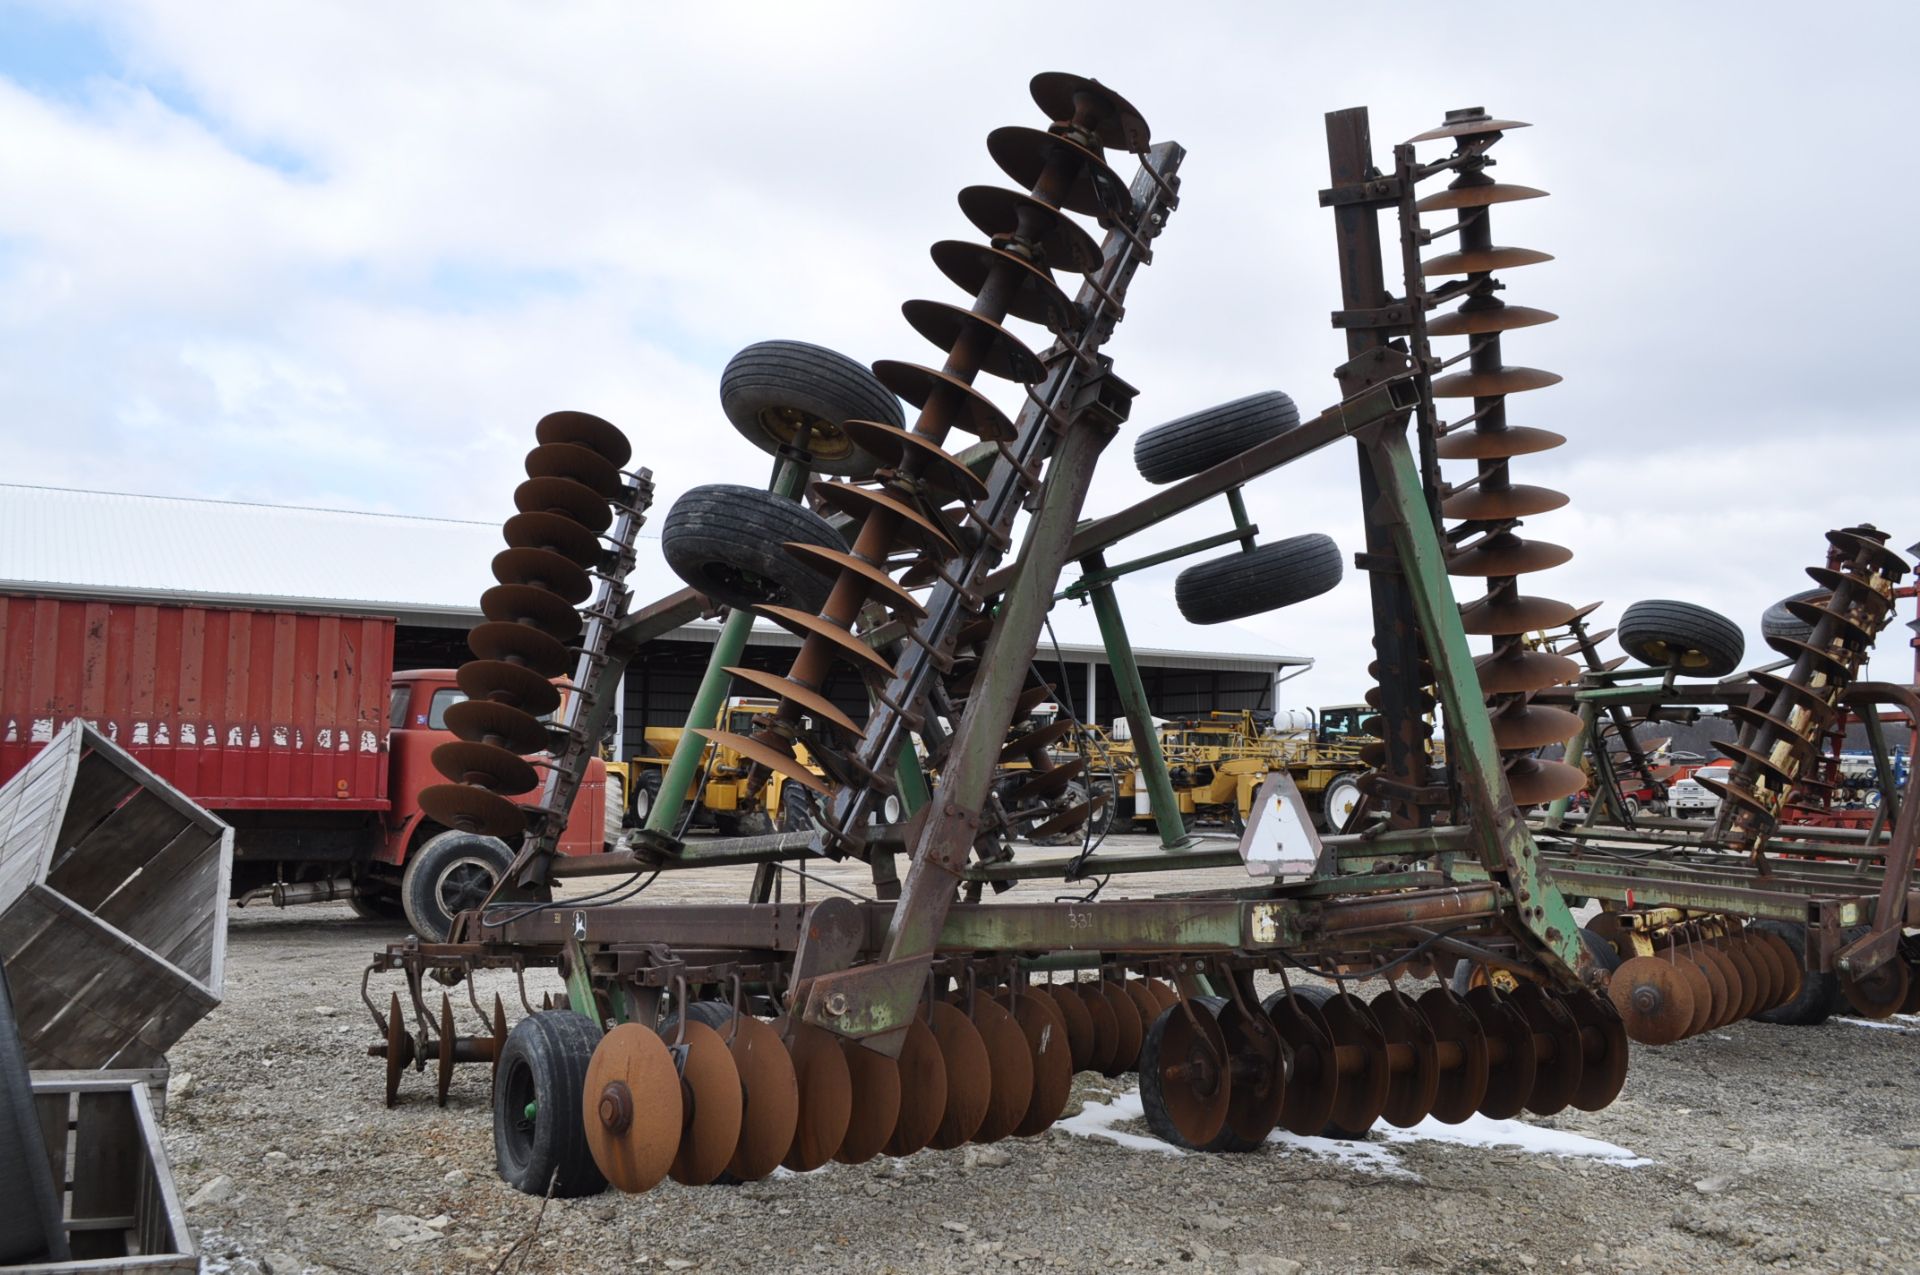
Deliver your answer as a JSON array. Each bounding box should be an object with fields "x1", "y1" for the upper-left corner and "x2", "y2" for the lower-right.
[{"x1": 0, "y1": 483, "x2": 1307, "y2": 674}]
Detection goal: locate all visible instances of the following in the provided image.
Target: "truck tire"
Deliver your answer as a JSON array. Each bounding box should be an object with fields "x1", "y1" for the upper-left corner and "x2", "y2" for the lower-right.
[
  {"x1": 1761, "y1": 588, "x2": 1826, "y2": 655},
  {"x1": 1133, "y1": 391, "x2": 1300, "y2": 484},
  {"x1": 0, "y1": 967, "x2": 69, "y2": 1264},
  {"x1": 403, "y1": 830, "x2": 526, "y2": 942},
  {"x1": 1617, "y1": 599, "x2": 1745, "y2": 677},
  {"x1": 1175, "y1": 534, "x2": 1343, "y2": 626},
  {"x1": 347, "y1": 887, "x2": 404, "y2": 921},
  {"x1": 493, "y1": 1010, "x2": 608, "y2": 1197},
  {"x1": 662, "y1": 484, "x2": 849, "y2": 613},
  {"x1": 720, "y1": 339, "x2": 903, "y2": 477},
  {"x1": 603, "y1": 772, "x2": 624, "y2": 846},
  {"x1": 1320, "y1": 773, "x2": 1363, "y2": 834},
  {"x1": 632, "y1": 769, "x2": 663, "y2": 827}
]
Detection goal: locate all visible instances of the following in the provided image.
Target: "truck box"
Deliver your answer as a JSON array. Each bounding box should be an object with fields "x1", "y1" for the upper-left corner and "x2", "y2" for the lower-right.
[{"x1": 0, "y1": 595, "x2": 394, "y2": 810}]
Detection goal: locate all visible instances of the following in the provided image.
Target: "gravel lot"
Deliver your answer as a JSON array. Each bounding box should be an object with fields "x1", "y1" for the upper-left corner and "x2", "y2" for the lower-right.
[{"x1": 160, "y1": 835, "x2": 1920, "y2": 1275}]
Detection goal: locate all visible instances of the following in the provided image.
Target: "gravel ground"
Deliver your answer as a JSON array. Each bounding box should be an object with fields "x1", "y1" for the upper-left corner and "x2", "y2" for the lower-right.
[{"x1": 160, "y1": 835, "x2": 1920, "y2": 1275}]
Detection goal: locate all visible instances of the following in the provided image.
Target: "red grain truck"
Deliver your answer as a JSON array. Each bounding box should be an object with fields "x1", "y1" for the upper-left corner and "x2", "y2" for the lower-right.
[{"x1": 0, "y1": 594, "x2": 610, "y2": 940}]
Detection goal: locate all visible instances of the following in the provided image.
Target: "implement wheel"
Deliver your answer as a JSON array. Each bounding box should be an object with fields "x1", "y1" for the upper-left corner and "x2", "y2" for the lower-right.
[
  {"x1": 720, "y1": 340, "x2": 902, "y2": 476},
  {"x1": 1175, "y1": 533, "x2": 1343, "y2": 625},
  {"x1": 662, "y1": 484, "x2": 849, "y2": 613},
  {"x1": 495, "y1": 1011, "x2": 609, "y2": 1197},
  {"x1": 1139, "y1": 1002, "x2": 1232, "y2": 1149},
  {"x1": 1617, "y1": 599, "x2": 1745, "y2": 677}
]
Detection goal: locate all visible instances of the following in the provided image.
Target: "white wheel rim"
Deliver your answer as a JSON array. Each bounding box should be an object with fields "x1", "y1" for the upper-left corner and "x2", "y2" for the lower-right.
[
  {"x1": 634, "y1": 784, "x2": 651, "y2": 820},
  {"x1": 1329, "y1": 781, "x2": 1360, "y2": 825}
]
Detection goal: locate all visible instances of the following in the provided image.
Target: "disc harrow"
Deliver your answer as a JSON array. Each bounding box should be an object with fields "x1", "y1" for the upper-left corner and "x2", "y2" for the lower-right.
[{"x1": 1412, "y1": 108, "x2": 1584, "y2": 809}]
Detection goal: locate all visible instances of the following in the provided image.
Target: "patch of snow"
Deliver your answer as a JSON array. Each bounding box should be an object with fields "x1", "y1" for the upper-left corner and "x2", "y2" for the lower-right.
[{"x1": 1837, "y1": 1014, "x2": 1920, "y2": 1034}]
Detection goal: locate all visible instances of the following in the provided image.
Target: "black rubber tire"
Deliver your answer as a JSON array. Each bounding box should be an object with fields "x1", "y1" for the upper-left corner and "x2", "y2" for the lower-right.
[
  {"x1": 1133, "y1": 392, "x2": 1300, "y2": 485},
  {"x1": 631, "y1": 768, "x2": 664, "y2": 828},
  {"x1": 719, "y1": 340, "x2": 903, "y2": 477},
  {"x1": 1175, "y1": 533, "x2": 1343, "y2": 626},
  {"x1": 1750, "y1": 920, "x2": 1838, "y2": 1026},
  {"x1": 493, "y1": 1010, "x2": 608, "y2": 1197},
  {"x1": 1579, "y1": 926, "x2": 1623, "y2": 974},
  {"x1": 778, "y1": 781, "x2": 817, "y2": 834},
  {"x1": 662, "y1": 484, "x2": 849, "y2": 614},
  {"x1": 402, "y1": 830, "x2": 524, "y2": 943},
  {"x1": 1617, "y1": 599, "x2": 1745, "y2": 678},
  {"x1": 0, "y1": 967, "x2": 68, "y2": 1264},
  {"x1": 1761, "y1": 588, "x2": 1826, "y2": 655},
  {"x1": 346, "y1": 888, "x2": 404, "y2": 921}
]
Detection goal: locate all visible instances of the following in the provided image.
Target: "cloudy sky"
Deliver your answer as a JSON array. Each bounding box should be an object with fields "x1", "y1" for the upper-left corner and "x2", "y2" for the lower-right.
[{"x1": 3, "y1": 2, "x2": 1916, "y2": 706}]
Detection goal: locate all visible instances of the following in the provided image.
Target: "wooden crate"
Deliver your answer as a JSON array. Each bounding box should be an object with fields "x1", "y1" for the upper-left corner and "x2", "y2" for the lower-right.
[
  {"x1": 0, "y1": 721, "x2": 232, "y2": 1070},
  {"x1": 8, "y1": 1072, "x2": 196, "y2": 1273}
]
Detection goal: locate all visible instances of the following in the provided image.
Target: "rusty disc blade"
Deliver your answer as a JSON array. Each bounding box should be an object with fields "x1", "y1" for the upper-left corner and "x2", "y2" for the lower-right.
[
  {"x1": 1827, "y1": 527, "x2": 1911, "y2": 578},
  {"x1": 1043, "y1": 984, "x2": 1095, "y2": 1072},
  {"x1": 931, "y1": 240, "x2": 1076, "y2": 330},
  {"x1": 1000, "y1": 719, "x2": 1076, "y2": 762},
  {"x1": 1765, "y1": 635, "x2": 1861, "y2": 682},
  {"x1": 782, "y1": 542, "x2": 926, "y2": 623},
  {"x1": 1435, "y1": 425, "x2": 1567, "y2": 461},
  {"x1": 458, "y1": 659, "x2": 561, "y2": 716},
  {"x1": 1719, "y1": 939, "x2": 1766, "y2": 1021},
  {"x1": 1408, "y1": 114, "x2": 1531, "y2": 143},
  {"x1": 1443, "y1": 483, "x2": 1571, "y2": 522},
  {"x1": 1029, "y1": 793, "x2": 1105, "y2": 840},
  {"x1": 1316, "y1": 992, "x2": 1390, "y2": 1137},
  {"x1": 1503, "y1": 758, "x2": 1586, "y2": 806},
  {"x1": 1749, "y1": 670, "x2": 1838, "y2": 719},
  {"x1": 1755, "y1": 932, "x2": 1803, "y2": 1011},
  {"x1": 754, "y1": 606, "x2": 898, "y2": 681},
  {"x1": 1098, "y1": 981, "x2": 1143, "y2": 1079},
  {"x1": 383, "y1": 991, "x2": 410, "y2": 1107},
  {"x1": 536, "y1": 410, "x2": 631, "y2": 468},
  {"x1": 1431, "y1": 366, "x2": 1563, "y2": 398},
  {"x1": 1415, "y1": 988, "x2": 1489, "y2": 1124},
  {"x1": 1743, "y1": 935, "x2": 1792, "y2": 1014},
  {"x1": 1029, "y1": 72, "x2": 1153, "y2": 151},
  {"x1": 1422, "y1": 245, "x2": 1554, "y2": 277},
  {"x1": 1213, "y1": 999, "x2": 1285, "y2": 1147},
  {"x1": 489, "y1": 995, "x2": 507, "y2": 1083},
  {"x1": 871, "y1": 360, "x2": 1016, "y2": 441},
  {"x1": 432, "y1": 740, "x2": 538, "y2": 794},
  {"x1": 1558, "y1": 991, "x2": 1629, "y2": 1112},
  {"x1": 1841, "y1": 959, "x2": 1910, "y2": 1019},
  {"x1": 1489, "y1": 703, "x2": 1583, "y2": 751},
  {"x1": 1011, "y1": 757, "x2": 1088, "y2": 802},
  {"x1": 691, "y1": 728, "x2": 829, "y2": 796},
  {"x1": 1670, "y1": 947, "x2": 1715, "y2": 1037},
  {"x1": 832, "y1": 1039, "x2": 902, "y2": 1165},
  {"x1": 1806, "y1": 566, "x2": 1895, "y2": 615},
  {"x1": 780, "y1": 1021, "x2": 852, "y2": 1171},
  {"x1": 1012, "y1": 991, "x2": 1075, "y2": 1136},
  {"x1": 957, "y1": 185, "x2": 1104, "y2": 274},
  {"x1": 719, "y1": 666, "x2": 860, "y2": 737},
  {"x1": 467, "y1": 620, "x2": 571, "y2": 678},
  {"x1": 1508, "y1": 985, "x2": 1583, "y2": 1116},
  {"x1": 811, "y1": 480, "x2": 962, "y2": 559},
  {"x1": 985, "y1": 125, "x2": 1129, "y2": 220},
  {"x1": 1144, "y1": 979, "x2": 1179, "y2": 1013},
  {"x1": 1123, "y1": 981, "x2": 1163, "y2": 1066},
  {"x1": 1688, "y1": 943, "x2": 1737, "y2": 1030},
  {"x1": 1448, "y1": 534, "x2": 1573, "y2": 578},
  {"x1": 1711, "y1": 739, "x2": 1799, "y2": 789},
  {"x1": 480, "y1": 584, "x2": 583, "y2": 643},
  {"x1": 1369, "y1": 988, "x2": 1439, "y2": 1129},
  {"x1": 525, "y1": 441, "x2": 624, "y2": 499},
  {"x1": 1725, "y1": 707, "x2": 1819, "y2": 761},
  {"x1": 1428, "y1": 303, "x2": 1559, "y2": 338},
  {"x1": 514, "y1": 475, "x2": 612, "y2": 534},
  {"x1": 584, "y1": 1024, "x2": 683, "y2": 1194},
  {"x1": 720, "y1": 1012, "x2": 799, "y2": 1182},
  {"x1": 668, "y1": 1021, "x2": 745, "y2": 1186},
  {"x1": 503, "y1": 510, "x2": 603, "y2": 567},
  {"x1": 493, "y1": 546, "x2": 593, "y2": 604},
  {"x1": 1463, "y1": 986, "x2": 1538, "y2": 1119},
  {"x1": 883, "y1": 1016, "x2": 948, "y2": 1158},
  {"x1": 901, "y1": 300, "x2": 1044, "y2": 383},
  {"x1": 416, "y1": 783, "x2": 525, "y2": 838},
  {"x1": 1416, "y1": 179, "x2": 1546, "y2": 211},
  {"x1": 1475, "y1": 649, "x2": 1581, "y2": 695},
  {"x1": 1143, "y1": 1001, "x2": 1231, "y2": 1148},
  {"x1": 1738, "y1": 937, "x2": 1783, "y2": 1014},
  {"x1": 443, "y1": 699, "x2": 550, "y2": 757},
  {"x1": 926, "y1": 1001, "x2": 991, "y2": 1151},
  {"x1": 1461, "y1": 593, "x2": 1579, "y2": 636},
  {"x1": 1786, "y1": 597, "x2": 1877, "y2": 647},
  {"x1": 967, "y1": 995, "x2": 1035, "y2": 1144},
  {"x1": 1074, "y1": 983, "x2": 1120, "y2": 1075},
  {"x1": 1012, "y1": 684, "x2": 1056, "y2": 721},
  {"x1": 1263, "y1": 989, "x2": 1337, "y2": 1136},
  {"x1": 1608, "y1": 956, "x2": 1695, "y2": 1045},
  {"x1": 837, "y1": 418, "x2": 990, "y2": 504}
]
